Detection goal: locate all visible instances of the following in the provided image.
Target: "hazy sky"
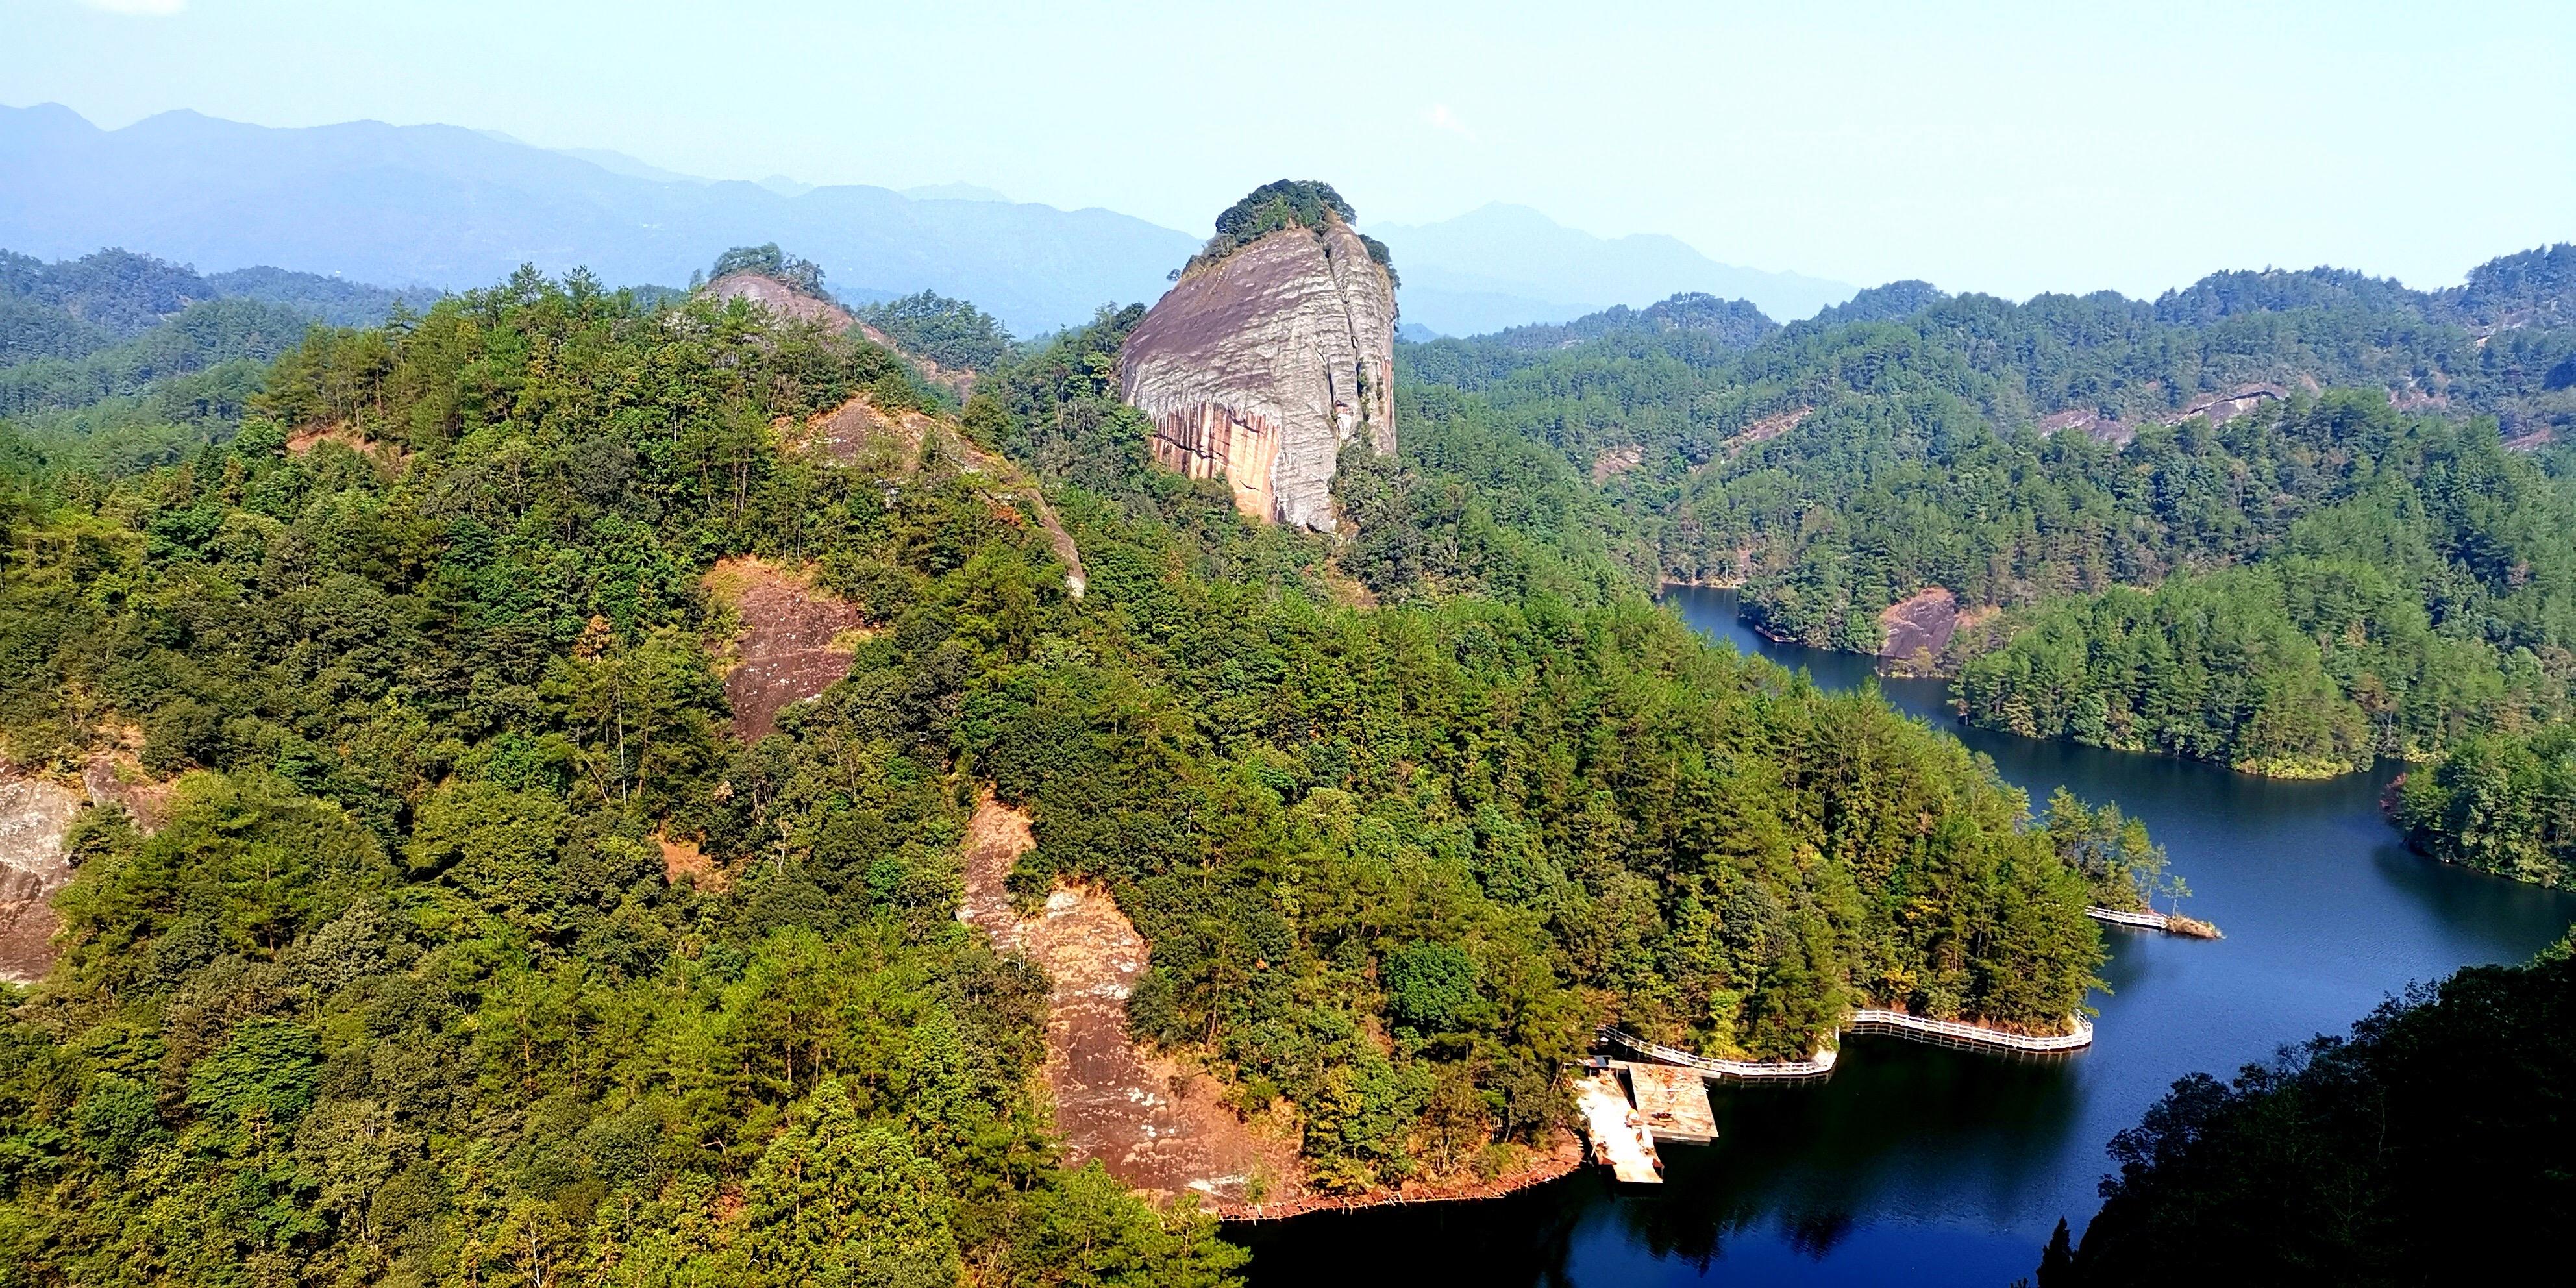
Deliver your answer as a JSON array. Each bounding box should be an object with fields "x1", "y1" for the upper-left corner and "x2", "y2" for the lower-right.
[{"x1": 8, "y1": 0, "x2": 2571, "y2": 299}]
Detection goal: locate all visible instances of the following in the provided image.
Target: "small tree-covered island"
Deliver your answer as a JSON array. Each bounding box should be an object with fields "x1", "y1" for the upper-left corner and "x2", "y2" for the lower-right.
[{"x1": 0, "y1": 171, "x2": 2568, "y2": 1286}]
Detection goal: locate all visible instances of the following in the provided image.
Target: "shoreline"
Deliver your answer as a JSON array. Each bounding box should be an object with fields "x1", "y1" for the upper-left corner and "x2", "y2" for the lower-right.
[{"x1": 1213, "y1": 1136, "x2": 1586, "y2": 1223}]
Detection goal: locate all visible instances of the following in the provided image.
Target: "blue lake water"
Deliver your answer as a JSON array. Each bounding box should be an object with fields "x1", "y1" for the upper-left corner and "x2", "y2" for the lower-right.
[{"x1": 1236, "y1": 585, "x2": 2576, "y2": 1286}]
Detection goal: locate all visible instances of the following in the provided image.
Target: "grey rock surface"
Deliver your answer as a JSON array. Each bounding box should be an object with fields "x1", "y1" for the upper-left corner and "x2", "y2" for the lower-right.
[{"x1": 1118, "y1": 219, "x2": 1394, "y2": 531}]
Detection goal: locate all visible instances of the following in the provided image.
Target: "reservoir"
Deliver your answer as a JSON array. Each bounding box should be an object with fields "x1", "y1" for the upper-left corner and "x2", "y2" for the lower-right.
[{"x1": 1239, "y1": 586, "x2": 2576, "y2": 1285}]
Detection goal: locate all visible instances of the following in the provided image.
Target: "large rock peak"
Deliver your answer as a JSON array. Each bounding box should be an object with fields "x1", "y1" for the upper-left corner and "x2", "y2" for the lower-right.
[{"x1": 1119, "y1": 182, "x2": 1396, "y2": 532}]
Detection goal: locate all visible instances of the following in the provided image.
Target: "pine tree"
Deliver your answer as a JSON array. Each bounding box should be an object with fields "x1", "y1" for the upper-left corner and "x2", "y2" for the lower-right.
[{"x1": 2037, "y1": 1216, "x2": 2076, "y2": 1287}]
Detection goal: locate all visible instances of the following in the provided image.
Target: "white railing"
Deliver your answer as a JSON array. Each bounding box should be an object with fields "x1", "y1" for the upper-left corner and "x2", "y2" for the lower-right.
[
  {"x1": 2086, "y1": 906, "x2": 2170, "y2": 930},
  {"x1": 1845, "y1": 1008, "x2": 2094, "y2": 1052},
  {"x1": 1598, "y1": 1027, "x2": 1838, "y2": 1080},
  {"x1": 1601, "y1": 1005, "x2": 2093, "y2": 1079}
]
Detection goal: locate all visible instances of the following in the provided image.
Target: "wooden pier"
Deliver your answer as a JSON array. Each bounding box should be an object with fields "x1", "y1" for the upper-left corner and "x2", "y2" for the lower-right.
[
  {"x1": 1616, "y1": 1061, "x2": 1718, "y2": 1143},
  {"x1": 1574, "y1": 1007, "x2": 2096, "y2": 1181},
  {"x1": 2089, "y1": 904, "x2": 2223, "y2": 938}
]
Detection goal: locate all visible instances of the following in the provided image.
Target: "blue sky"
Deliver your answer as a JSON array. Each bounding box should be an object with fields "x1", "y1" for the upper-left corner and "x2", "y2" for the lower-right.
[{"x1": 6, "y1": 0, "x2": 2571, "y2": 298}]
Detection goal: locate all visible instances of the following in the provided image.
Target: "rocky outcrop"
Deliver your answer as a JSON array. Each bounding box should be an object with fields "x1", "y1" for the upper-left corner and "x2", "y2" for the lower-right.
[
  {"x1": 0, "y1": 753, "x2": 175, "y2": 983},
  {"x1": 0, "y1": 776, "x2": 82, "y2": 983},
  {"x1": 1119, "y1": 196, "x2": 1395, "y2": 532},
  {"x1": 702, "y1": 271, "x2": 977, "y2": 395},
  {"x1": 704, "y1": 269, "x2": 856, "y2": 330},
  {"x1": 1878, "y1": 588, "x2": 1961, "y2": 676}
]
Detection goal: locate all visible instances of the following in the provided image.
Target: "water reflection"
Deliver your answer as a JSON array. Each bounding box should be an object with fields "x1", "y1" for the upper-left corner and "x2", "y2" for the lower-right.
[{"x1": 1239, "y1": 588, "x2": 2576, "y2": 1287}]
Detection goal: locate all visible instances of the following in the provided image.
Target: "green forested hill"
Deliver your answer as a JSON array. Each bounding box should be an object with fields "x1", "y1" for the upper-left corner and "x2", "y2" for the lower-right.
[
  {"x1": 2393, "y1": 724, "x2": 2576, "y2": 887},
  {"x1": 1389, "y1": 247, "x2": 2576, "y2": 792},
  {"x1": 0, "y1": 264, "x2": 2152, "y2": 1282},
  {"x1": 1949, "y1": 397, "x2": 2576, "y2": 777},
  {"x1": 1, "y1": 248, "x2": 438, "y2": 417},
  {"x1": 1399, "y1": 249, "x2": 2576, "y2": 639}
]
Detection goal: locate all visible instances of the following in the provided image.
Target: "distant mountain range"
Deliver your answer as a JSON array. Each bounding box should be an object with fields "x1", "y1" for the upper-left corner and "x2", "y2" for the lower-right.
[
  {"x1": 1368, "y1": 204, "x2": 1855, "y2": 334},
  {"x1": 0, "y1": 104, "x2": 1195, "y2": 335},
  {"x1": 2, "y1": 103, "x2": 1854, "y2": 340}
]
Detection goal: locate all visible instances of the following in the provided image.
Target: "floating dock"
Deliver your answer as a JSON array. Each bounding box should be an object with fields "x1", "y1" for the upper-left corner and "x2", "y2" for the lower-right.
[{"x1": 1616, "y1": 1061, "x2": 1717, "y2": 1144}]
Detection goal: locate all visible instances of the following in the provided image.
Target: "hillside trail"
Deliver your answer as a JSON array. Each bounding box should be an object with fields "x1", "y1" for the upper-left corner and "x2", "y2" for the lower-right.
[{"x1": 957, "y1": 795, "x2": 1302, "y2": 1209}]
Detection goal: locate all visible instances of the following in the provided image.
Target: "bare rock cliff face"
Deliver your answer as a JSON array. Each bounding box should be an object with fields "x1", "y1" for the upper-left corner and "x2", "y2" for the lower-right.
[{"x1": 1118, "y1": 220, "x2": 1395, "y2": 531}]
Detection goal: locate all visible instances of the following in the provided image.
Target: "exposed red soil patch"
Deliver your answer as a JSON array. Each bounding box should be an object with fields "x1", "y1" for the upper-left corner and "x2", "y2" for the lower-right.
[
  {"x1": 1219, "y1": 1139, "x2": 1585, "y2": 1222},
  {"x1": 1724, "y1": 406, "x2": 1811, "y2": 458},
  {"x1": 0, "y1": 774, "x2": 82, "y2": 984},
  {"x1": 2169, "y1": 384, "x2": 2285, "y2": 425},
  {"x1": 2503, "y1": 426, "x2": 2557, "y2": 452},
  {"x1": 801, "y1": 394, "x2": 939, "y2": 470},
  {"x1": 286, "y1": 423, "x2": 407, "y2": 469},
  {"x1": 704, "y1": 557, "x2": 865, "y2": 740},
  {"x1": 704, "y1": 271, "x2": 856, "y2": 330},
  {"x1": 1590, "y1": 443, "x2": 1643, "y2": 484},
  {"x1": 2388, "y1": 383, "x2": 2452, "y2": 412},
  {"x1": 1, "y1": 747, "x2": 181, "y2": 983},
  {"x1": 1878, "y1": 587, "x2": 1962, "y2": 675},
  {"x1": 81, "y1": 748, "x2": 173, "y2": 832},
  {"x1": 2037, "y1": 408, "x2": 2138, "y2": 445},
  {"x1": 658, "y1": 833, "x2": 727, "y2": 891},
  {"x1": 958, "y1": 796, "x2": 1306, "y2": 1209}
]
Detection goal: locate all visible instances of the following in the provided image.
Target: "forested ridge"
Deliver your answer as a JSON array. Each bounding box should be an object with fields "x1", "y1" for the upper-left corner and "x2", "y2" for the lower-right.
[
  {"x1": 1, "y1": 249, "x2": 440, "y2": 476},
  {"x1": 0, "y1": 253, "x2": 2169, "y2": 1283},
  {"x1": 1397, "y1": 247, "x2": 2576, "y2": 642},
  {"x1": 1392, "y1": 245, "x2": 2576, "y2": 823},
  {"x1": 1950, "y1": 395, "x2": 2576, "y2": 778}
]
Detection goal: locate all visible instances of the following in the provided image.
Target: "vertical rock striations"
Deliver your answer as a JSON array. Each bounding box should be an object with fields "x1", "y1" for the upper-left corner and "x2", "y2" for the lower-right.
[{"x1": 1119, "y1": 182, "x2": 1396, "y2": 531}]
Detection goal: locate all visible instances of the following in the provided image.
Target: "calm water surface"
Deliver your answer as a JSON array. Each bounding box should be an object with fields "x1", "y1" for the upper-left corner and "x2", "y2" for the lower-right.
[{"x1": 1239, "y1": 586, "x2": 2576, "y2": 1286}]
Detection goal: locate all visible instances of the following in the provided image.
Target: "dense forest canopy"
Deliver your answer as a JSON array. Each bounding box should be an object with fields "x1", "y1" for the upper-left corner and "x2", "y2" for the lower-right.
[
  {"x1": 0, "y1": 255, "x2": 2164, "y2": 1282},
  {"x1": 1949, "y1": 396, "x2": 2576, "y2": 778},
  {"x1": 0, "y1": 248, "x2": 438, "y2": 480},
  {"x1": 702, "y1": 243, "x2": 826, "y2": 297},
  {"x1": 5, "y1": 222, "x2": 2570, "y2": 1283},
  {"x1": 856, "y1": 291, "x2": 1015, "y2": 372},
  {"x1": 2393, "y1": 723, "x2": 2576, "y2": 887},
  {"x1": 1391, "y1": 244, "x2": 2576, "y2": 791}
]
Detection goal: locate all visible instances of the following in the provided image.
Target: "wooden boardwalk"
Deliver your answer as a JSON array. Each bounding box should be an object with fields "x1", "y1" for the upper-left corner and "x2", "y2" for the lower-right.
[
  {"x1": 1600, "y1": 1004, "x2": 2092, "y2": 1085},
  {"x1": 2086, "y1": 905, "x2": 2170, "y2": 930},
  {"x1": 1844, "y1": 1008, "x2": 2094, "y2": 1054},
  {"x1": 1598, "y1": 1027, "x2": 1838, "y2": 1082},
  {"x1": 1576, "y1": 1008, "x2": 2094, "y2": 1182}
]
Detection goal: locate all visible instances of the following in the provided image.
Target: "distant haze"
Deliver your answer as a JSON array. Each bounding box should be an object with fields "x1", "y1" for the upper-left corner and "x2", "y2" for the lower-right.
[
  {"x1": 3, "y1": 2, "x2": 2566, "y2": 303},
  {"x1": 1, "y1": 104, "x2": 1855, "y2": 338},
  {"x1": 1371, "y1": 204, "x2": 1852, "y2": 332},
  {"x1": 0, "y1": 103, "x2": 1195, "y2": 335}
]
